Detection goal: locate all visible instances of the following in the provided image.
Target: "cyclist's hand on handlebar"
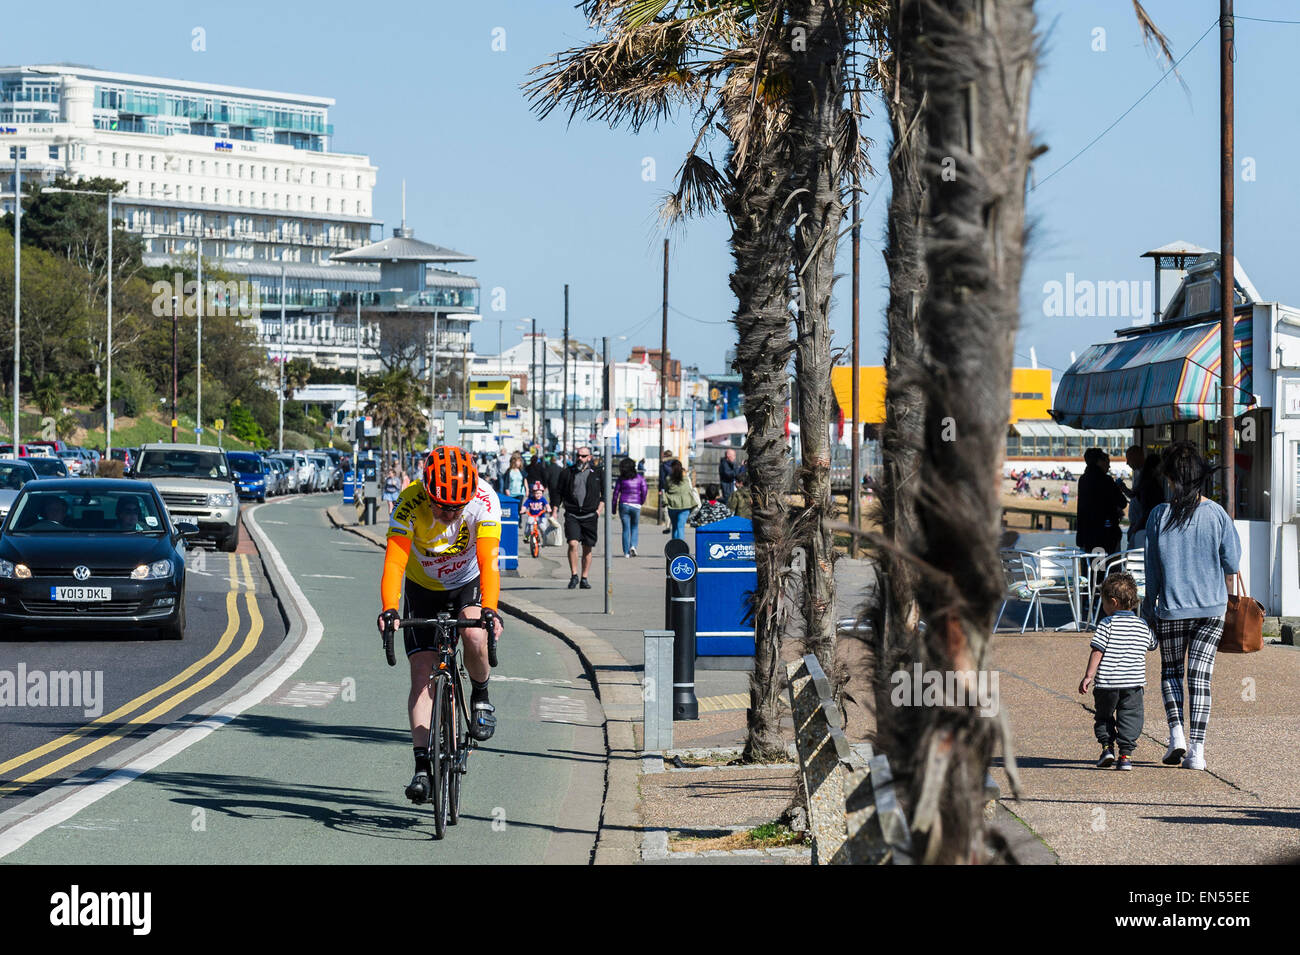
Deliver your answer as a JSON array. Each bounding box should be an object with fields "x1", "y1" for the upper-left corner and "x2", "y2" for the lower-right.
[
  {"x1": 377, "y1": 608, "x2": 400, "y2": 635},
  {"x1": 481, "y1": 609, "x2": 503, "y2": 640}
]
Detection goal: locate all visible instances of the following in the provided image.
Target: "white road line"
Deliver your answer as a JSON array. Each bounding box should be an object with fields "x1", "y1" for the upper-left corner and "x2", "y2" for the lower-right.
[
  {"x1": 302, "y1": 574, "x2": 355, "y2": 579},
  {"x1": 0, "y1": 501, "x2": 325, "y2": 859}
]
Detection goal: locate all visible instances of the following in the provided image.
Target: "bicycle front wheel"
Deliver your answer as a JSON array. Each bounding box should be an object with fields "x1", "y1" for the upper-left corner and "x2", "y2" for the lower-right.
[
  {"x1": 429, "y1": 672, "x2": 451, "y2": 839},
  {"x1": 447, "y1": 675, "x2": 463, "y2": 825}
]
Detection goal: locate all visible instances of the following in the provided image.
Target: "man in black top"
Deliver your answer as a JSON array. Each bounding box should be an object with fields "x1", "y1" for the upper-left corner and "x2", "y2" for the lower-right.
[
  {"x1": 557, "y1": 446, "x2": 604, "y2": 589},
  {"x1": 1076, "y1": 448, "x2": 1127, "y2": 555},
  {"x1": 719, "y1": 448, "x2": 739, "y2": 502}
]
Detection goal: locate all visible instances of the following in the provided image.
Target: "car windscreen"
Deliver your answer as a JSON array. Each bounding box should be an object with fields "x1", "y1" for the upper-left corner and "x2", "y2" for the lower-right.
[
  {"x1": 8, "y1": 488, "x2": 167, "y2": 534},
  {"x1": 26, "y1": 457, "x2": 68, "y2": 477},
  {"x1": 136, "y1": 450, "x2": 230, "y2": 480},
  {"x1": 226, "y1": 454, "x2": 263, "y2": 474},
  {"x1": 0, "y1": 462, "x2": 36, "y2": 490}
]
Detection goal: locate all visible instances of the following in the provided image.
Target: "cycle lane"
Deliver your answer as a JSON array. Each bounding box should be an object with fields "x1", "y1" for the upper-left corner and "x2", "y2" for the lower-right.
[{"x1": 3, "y1": 495, "x2": 603, "y2": 865}]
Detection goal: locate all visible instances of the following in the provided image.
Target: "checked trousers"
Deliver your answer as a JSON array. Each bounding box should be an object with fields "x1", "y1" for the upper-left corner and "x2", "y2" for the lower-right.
[{"x1": 1155, "y1": 616, "x2": 1224, "y2": 745}]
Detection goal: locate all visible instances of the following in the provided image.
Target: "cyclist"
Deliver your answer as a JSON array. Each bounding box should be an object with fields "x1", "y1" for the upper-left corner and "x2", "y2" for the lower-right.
[
  {"x1": 377, "y1": 445, "x2": 504, "y2": 805},
  {"x1": 522, "y1": 480, "x2": 552, "y2": 544}
]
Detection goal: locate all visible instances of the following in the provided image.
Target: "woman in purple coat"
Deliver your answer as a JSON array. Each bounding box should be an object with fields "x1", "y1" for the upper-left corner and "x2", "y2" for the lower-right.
[{"x1": 612, "y1": 457, "x2": 648, "y2": 557}]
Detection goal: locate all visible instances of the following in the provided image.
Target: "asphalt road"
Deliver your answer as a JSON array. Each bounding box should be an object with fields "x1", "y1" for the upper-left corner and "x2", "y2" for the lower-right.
[
  {"x1": 0, "y1": 494, "x2": 603, "y2": 864},
  {"x1": 0, "y1": 521, "x2": 284, "y2": 804}
]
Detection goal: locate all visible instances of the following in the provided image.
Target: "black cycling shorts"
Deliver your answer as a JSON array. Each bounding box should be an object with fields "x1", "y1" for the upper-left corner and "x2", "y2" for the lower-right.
[
  {"x1": 403, "y1": 579, "x2": 480, "y2": 657},
  {"x1": 565, "y1": 510, "x2": 598, "y2": 547}
]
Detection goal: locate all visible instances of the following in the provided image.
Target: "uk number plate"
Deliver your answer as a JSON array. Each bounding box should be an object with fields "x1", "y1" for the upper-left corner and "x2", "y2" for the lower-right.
[{"x1": 51, "y1": 587, "x2": 112, "y2": 602}]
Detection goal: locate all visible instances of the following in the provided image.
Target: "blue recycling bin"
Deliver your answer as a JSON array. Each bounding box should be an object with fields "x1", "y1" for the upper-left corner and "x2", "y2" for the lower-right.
[
  {"x1": 343, "y1": 479, "x2": 359, "y2": 504},
  {"x1": 693, "y1": 516, "x2": 756, "y2": 656},
  {"x1": 498, "y1": 496, "x2": 520, "y2": 572}
]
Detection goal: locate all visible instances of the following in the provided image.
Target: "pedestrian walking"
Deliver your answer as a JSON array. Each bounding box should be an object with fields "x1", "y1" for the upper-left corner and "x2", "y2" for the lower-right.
[
  {"x1": 661, "y1": 459, "x2": 700, "y2": 541},
  {"x1": 1143, "y1": 440, "x2": 1242, "y2": 771},
  {"x1": 718, "y1": 448, "x2": 740, "y2": 502},
  {"x1": 1078, "y1": 572, "x2": 1156, "y2": 771},
  {"x1": 556, "y1": 446, "x2": 604, "y2": 589},
  {"x1": 504, "y1": 452, "x2": 527, "y2": 499},
  {"x1": 612, "y1": 457, "x2": 647, "y2": 557},
  {"x1": 383, "y1": 466, "x2": 401, "y2": 516}
]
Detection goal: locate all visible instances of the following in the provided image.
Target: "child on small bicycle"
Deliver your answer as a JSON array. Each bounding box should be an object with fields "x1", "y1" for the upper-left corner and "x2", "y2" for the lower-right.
[{"x1": 522, "y1": 481, "x2": 553, "y2": 543}]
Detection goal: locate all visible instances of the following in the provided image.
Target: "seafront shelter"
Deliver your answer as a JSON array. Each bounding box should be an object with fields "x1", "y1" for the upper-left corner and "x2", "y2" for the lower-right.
[{"x1": 1052, "y1": 246, "x2": 1300, "y2": 616}]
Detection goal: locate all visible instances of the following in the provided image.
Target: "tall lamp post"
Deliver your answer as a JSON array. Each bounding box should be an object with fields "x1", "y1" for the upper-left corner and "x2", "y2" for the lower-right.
[
  {"x1": 41, "y1": 185, "x2": 118, "y2": 454},
  {"x1": 278, "y1": 265, "x2": 286, "y2": 450},
  {"x1": 195, "y1": 214, "x2": 203, "y2": 445},
  {"x1": 12, "y1": 152, "x2": 22, "y2": 451}
]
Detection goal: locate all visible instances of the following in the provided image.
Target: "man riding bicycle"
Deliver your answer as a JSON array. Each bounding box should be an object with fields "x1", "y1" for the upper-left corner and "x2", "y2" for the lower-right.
[{"x1": 377, "y1": 445, "x2": 504, "y2": 805}]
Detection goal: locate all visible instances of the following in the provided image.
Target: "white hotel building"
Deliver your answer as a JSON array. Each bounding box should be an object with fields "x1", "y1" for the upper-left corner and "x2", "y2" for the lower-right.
[{"x1": 1, "y1": 65, "x2": 481, "y2": 373}]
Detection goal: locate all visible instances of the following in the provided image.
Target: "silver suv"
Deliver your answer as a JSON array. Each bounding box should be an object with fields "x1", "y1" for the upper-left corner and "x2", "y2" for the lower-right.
[{"x1": 132, "y1": 443, "x2": 241, "y2": 551}]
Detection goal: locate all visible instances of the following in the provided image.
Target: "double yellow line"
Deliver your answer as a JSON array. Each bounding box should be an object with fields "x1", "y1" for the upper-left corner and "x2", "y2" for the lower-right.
[{"x1": 0, "y1": 553, "x2": 264, "y2": 795}]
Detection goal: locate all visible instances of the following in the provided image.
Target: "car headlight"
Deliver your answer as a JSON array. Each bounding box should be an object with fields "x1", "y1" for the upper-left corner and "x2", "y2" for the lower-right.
[
  {"x1": 131, "y1": 560, "x2": 173, "y2": 580},
  {"x1": 206, "y1": 492, "x2": 234, "y2": 507},
  {"x1": 4, "y1": 562, "x2": 32, "y2": 579}
]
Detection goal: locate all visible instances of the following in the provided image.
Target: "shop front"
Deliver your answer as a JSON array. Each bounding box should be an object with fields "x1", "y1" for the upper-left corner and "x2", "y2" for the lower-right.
[{"x1": 1052, "y1": 250, "x2": 1300, "y2": 615}]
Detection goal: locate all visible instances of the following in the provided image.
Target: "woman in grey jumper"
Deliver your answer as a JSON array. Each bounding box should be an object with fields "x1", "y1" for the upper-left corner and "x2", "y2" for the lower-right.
[{"x1": 1142, "y1": 441, "x2": 1241, "y2": 770}]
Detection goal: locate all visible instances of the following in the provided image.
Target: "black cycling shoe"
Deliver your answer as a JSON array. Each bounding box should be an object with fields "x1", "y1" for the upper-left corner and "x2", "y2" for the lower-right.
[
  {"x1": 579, "y1": 578, "x2": 591, "y2": 589},
  {"x1": 405, "y1": 771, "x2": 431, "y2": 804},
  {"x1": 568, "y1": 574, "x2": 580, "y2": 589},
  {"x1": 470, "y1": 701, "x2": 497, "y2": 741}
]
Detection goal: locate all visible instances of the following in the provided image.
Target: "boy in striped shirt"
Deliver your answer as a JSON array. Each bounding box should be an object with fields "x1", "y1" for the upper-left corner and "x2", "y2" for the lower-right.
[{"x1": 1078, "y1": 573, "x2": 1156, "y2": 770}]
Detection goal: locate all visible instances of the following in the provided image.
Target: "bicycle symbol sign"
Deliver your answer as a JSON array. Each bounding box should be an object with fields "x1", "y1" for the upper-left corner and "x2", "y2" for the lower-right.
[{"x1": 669, "y1": 556, "x2": 696, "y2": 582}]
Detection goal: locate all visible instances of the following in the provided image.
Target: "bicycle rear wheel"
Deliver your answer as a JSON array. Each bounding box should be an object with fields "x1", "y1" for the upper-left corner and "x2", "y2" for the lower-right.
[{"x1": 429, "y1": 672, "x2": 451, "y2": 839}]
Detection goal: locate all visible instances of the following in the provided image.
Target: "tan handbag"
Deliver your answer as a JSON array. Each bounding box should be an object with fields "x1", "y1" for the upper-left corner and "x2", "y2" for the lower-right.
[{"x1": 1221, "y1": 573, "x2": 1264, "y2": 653}]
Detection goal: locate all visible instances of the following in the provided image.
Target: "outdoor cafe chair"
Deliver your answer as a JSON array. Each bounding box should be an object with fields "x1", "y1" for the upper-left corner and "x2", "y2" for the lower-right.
[
  {"x1": 995, "y1": 550, "x2": 1058, "y2": 634},
  {"x1": 1032, "y1": 546, "x2": 1086, "y2": 631},
  {"x1": 1089, "y1": 549, "x2": 1146, "y2": 627}
]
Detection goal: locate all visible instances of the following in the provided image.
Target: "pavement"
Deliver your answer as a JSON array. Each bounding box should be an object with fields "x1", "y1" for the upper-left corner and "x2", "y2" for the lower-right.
[{"x1": 328, "y1": 501, "x2": 1300, "y2": 866}]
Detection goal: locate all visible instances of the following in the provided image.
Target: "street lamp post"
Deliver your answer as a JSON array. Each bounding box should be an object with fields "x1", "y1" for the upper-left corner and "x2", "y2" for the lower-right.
[
  {"x1": 278, "y1": 265, "x2": 286, "y2": 450},
  {"x1": 196, "y1": 215, "x2": 203, "y2": 445},
  {"x1": 12, "y1": 155, "x2": 21, "y2": 451},
  {"x1": 42, "y1": 185, "x2": 118, "y2": 454}
]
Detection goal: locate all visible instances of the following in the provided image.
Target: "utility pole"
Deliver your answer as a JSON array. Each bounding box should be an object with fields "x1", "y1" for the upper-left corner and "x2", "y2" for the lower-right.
[
  {"x1": 562, "y1": 284, "x2": 569, "y2": 457},
  {"x1": 356, "y1": 292, "x2": 362, "y2": 472},
  {"x1": 171, "y1": 292, "x2": 179, "y2": 442},
  {"x1": 541, "y1": 332, "x2": 548, "y2": 452},
  {"x1": 603, "y1": 335, "x2": 612, "y2": 614},
  {"x1": 850, "y1": 91, "x2": 862, "y2": 559},
  {"x1": 658, "y1": 238, "x2": 669, "y2": 526},
  {"x1": 1219, "y1": 0, "x2": 1236, "y2": 516},
  {"x1": 428, "y1": 311, "x2": 437, "y2": 451},
  {"x1": 278, "y1": 266, "x2": 285, "y2": 451},
  {"x1": 530, "y1": 317, "x2": 537, "y2": 447}
]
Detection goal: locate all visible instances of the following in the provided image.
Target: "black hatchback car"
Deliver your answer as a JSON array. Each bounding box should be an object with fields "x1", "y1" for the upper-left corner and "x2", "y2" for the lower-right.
[{"x1": 0, "y1": 479, "x2": 198, "y2": 638}]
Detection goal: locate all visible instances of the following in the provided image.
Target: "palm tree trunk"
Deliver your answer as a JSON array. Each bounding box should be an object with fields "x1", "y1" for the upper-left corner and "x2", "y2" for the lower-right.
[
  {"x1": 725, "y1": 139, "x2": 796, "y2": 764},
  {"x1": 787, "y1": 0, "x2": 848, "y2": 679},
  {"x1": 896, "y1": 0, "x2": 1036, "y2": 864},
  {"x1": 870, "y1": 0, "x2": 933, "y2": 768}
]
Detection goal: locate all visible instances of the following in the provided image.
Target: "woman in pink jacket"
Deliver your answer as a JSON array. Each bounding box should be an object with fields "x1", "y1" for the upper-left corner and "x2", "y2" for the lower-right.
[{"x1": 612, "y1": 457, "x2": 648, "y2": 557}]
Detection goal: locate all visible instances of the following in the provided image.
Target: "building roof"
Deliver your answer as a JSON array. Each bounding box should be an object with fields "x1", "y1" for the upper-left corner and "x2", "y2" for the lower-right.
[
  {"x1": 6, "y1": 64, "x2": 335, "y2": 107},
  {"x1": 1141, "y1": 240, "x2": 1210, "y2": 258},
  {"x1": 332, "y1": 232, "x2": 474, "y2": 264},
  {"x1": 121, "y1": 195, "x2": 380, "y2": 226},
  {"x1": 426, "y1": 268, "x2": 479, "y2": 290},
  {"x1": 143, "y1": 254, "x2": 380, "y2": 283},
  {"x1": 1012, "y1": 420, "x2": 1130, "y2": 439}
]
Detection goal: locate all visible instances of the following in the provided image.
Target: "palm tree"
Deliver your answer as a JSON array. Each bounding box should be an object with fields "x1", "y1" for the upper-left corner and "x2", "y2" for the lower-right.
[{"x1": 530, "y1": 0, "x2": 880, "y2": 761}]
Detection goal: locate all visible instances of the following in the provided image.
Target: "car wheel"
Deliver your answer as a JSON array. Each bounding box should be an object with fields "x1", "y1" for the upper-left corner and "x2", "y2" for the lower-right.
[
  {"x1": 219, "y1": 526, "x2": 240, "y2": 552},
  {"x1": 257, "y1": 495, "x2": 266, "y2": 504},
  {"x1": 160, "y1": 604, "x2": 185, "y2": 640}
]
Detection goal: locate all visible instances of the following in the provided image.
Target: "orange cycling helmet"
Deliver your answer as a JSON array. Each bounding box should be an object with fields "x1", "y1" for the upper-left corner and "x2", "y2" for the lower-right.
[{"x1": 424, "y1": 446, "x2": 478, "y2": 507}]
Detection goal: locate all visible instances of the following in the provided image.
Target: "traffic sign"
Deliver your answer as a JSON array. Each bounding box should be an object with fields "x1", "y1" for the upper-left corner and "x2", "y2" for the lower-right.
[
  {"x1": 214, "y1": 418, "x2": 225, "y2": 432},
  {"x1": 669, "y1": 555, "x2": 697, "y2": 583}
]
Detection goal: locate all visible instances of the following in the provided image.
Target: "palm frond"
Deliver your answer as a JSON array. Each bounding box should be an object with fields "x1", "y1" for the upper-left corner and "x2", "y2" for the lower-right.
[
  {"x1": 661, "y1": 151, "x2": 730, "y2": 223},
  {"x1": 1131, "y1": 0, "x2": 1189, "y2": 94}
]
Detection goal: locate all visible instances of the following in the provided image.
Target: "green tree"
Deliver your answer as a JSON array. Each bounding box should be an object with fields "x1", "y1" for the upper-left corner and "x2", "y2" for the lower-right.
[{"x1": 227, "y1": 400, "x2": 268, "y2": 447}]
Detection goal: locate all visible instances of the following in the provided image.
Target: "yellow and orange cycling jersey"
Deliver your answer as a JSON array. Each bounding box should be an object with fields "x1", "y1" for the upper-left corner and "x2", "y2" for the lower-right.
[{"x1": 381, "y1": 480, "x2": 501, "y2": 609}]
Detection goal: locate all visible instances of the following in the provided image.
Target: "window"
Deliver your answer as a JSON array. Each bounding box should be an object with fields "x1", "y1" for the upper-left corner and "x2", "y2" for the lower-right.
[
  {"x1": 150, "y1": 155, "x2": 156, "y2": 171},
  {"x1": 48, "y1": 145, "x2": 59, "y2": 160},
  {"x1": 111, "y1": 152, "x2": 118, "y2": 167},
  {"x1": 310, "y1": 171, "x2": 316, "y2": 185}
]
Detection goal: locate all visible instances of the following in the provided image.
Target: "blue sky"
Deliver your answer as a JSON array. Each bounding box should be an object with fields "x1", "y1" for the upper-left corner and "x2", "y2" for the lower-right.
[{"x1": 4, "y1": 0, "x2": 1299, "y2": 385}]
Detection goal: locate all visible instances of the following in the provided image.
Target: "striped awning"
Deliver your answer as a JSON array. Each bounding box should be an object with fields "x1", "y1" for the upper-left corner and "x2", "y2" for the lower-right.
[{"x1": 1051, "y1": 316, "x2": 1254, "y2": 429}]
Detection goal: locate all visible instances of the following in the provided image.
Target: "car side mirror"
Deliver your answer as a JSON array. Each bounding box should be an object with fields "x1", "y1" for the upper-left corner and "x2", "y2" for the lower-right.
[{"x1": 175, "y1": 521, "x2": 201, "y2": 539}]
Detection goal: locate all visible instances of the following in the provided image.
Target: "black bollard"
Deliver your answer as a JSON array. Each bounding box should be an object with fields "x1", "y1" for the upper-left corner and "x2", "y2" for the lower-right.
[
  {"x1": 364, "y1": 498, "x2": 378, "y2": 525},
  {"x1": 667, "y1": 551, "x2": 699, "y2": 720},
  {"x1": 664, "y1": 538, "x2": 690, "y2": 629}
]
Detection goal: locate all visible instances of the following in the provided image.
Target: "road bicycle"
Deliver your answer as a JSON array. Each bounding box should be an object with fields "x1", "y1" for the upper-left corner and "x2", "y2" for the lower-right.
[{"x1": 382, "y1": 610, "x2": 499, "y2": 840}]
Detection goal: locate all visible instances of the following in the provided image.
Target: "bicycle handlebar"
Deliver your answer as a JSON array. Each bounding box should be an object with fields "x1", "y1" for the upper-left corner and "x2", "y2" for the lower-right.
[{"x1": 385, "y1": 609, "x2": 501, "y2": 667}]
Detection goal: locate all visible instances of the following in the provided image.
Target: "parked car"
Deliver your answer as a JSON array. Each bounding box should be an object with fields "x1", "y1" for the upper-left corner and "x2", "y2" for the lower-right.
[
  {"x1": 0, "y1": 444, "x2": 37, "y2": 457},
  {"x1": 272, "y1": 452, "x2": 312, "y2": 493},
  {"x1": 265, "y1": 457, "x2": 288, "y2": 496},
  {"x1": 225, "y1": 452, "x2": 269, "y2": 503},
  {"x1": 109, "y1": 447, "x2": 136, "y2": 471},
  {"x1": 0, "y1": 459, "x2": 39, "y2": 522},
  {"x1": 22, "y1": 439, "x2": 69, "y2": 455},
  {"x1": 0, "y1": 478, "x2": 197, "y2": 639},
  {"x1": 131, "y1": 443, "x2": 241, "y2": 552},
  {"x1": 24, "y1": 456, "x2": 71, "y2": 480},
  {"x1": 56, "y1": 450, "x2": 86, "y2": 476},
  {"x1": 307, "y1": 453, "x2": 334, "y2": 492}
]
